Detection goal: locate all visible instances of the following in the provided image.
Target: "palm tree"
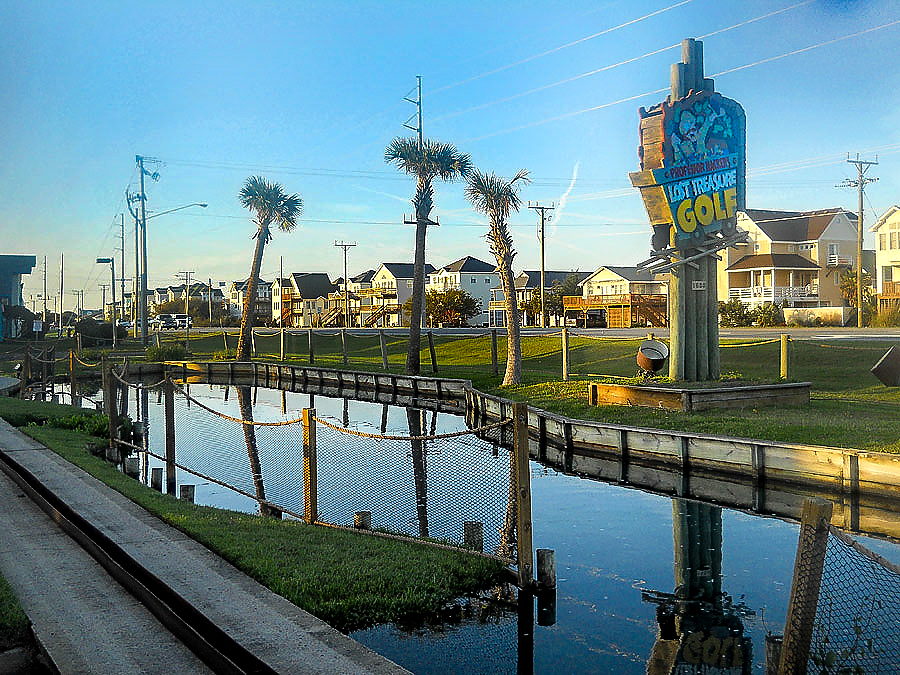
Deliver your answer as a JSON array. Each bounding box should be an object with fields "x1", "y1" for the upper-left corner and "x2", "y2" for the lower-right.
[
  {"x1": 465, "y1": 169, "x2": 531, "y2": 385},
  {"x1": 236, "y1": 176, "x2": 302, "y2": 361},
  {"x1": 384, "y1": 138, "x2": 472, "y2": 375}
]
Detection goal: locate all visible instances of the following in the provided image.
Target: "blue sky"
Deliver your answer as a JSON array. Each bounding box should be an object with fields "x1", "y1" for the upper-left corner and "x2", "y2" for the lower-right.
[{"x1": 3, "y1": 0, "x2": 899, "y2": 309}]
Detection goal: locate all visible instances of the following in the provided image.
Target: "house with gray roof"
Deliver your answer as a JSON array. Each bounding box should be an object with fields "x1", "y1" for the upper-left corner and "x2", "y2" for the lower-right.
[{"x1": 428, "y1": 256, "x2": 498, "y2": 326}]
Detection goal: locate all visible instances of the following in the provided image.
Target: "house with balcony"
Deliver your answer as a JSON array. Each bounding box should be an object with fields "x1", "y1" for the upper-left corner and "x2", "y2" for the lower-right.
[
  {"x1": 488, "y1": 270, "x2": 590, "y2": 327},
  {"x1": 718, "y1": 208, "x2": 859, "y2": 309},
  {"x1": 562, "y1": 266, "x2": 668, "y2": 328},
  {"x1": 366, "y1": 262, "x2": 435, "y2": 327},
  {"x1": 871, "y1": 205, "x2": 900, "y2": 313},
  {"x1": 227, "y1": 278, "x2": 272, "y2": 321},
  {"x1": 427, "y1": 256, "x2": 497, "y2": 326},
  {"x1": 273, "y1": 273, "x2": 334, "y2": 327},
  {"x1": 0, "y1": 254, "x2": 36, "y2": 340}
]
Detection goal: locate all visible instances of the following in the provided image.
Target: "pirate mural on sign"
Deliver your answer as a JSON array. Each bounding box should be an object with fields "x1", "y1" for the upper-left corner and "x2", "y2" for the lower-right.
[{"x1": 671, "y1": 98, "x2": 730, "y2": 165}]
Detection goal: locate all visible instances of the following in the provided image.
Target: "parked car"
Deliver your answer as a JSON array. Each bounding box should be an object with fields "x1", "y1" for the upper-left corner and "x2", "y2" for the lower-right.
[
  {"x1": 150, "y1": 314, "x2": 177, "y2": 330},
  {"x1": 173, "y1": 314, "x2": 193, "y2": 329}
]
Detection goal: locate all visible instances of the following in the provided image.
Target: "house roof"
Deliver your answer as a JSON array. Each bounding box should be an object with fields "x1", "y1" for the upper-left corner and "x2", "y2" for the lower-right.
[
  {"x1": 726, "y1": 253, "x2": 820, "y2": 271},
  {"x1": 232, "y1": 278, "x2": 270, "y2": 291},
  {"x1": 742, "y1": 208, "x2": 856, "y2": 242},
  {"x1": 578, "y1": 266, "x2": 659, "y2": 287},
  {"x1": 380, "y1": 262, "x2": 435, "y2": 279},
  {"x1": 291, "y1": 272, "x2": 334, "y2": 299},
  {"x1": 438, "y1": 256, "x2": 496, "y2": 273},
  {"x1": 515, "y1": 270, "x2": 590, "y2": 289},
  {"x1": 351, "y1": 269, "x2": 376, "y2": 283},
  {"x1": 871, "y1": 205, "x2": 900, "y2": 232}
]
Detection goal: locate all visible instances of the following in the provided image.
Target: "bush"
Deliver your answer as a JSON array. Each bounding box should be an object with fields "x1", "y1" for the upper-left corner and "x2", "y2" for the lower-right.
[
  {"x1": 872, "y1": 305, "x2": 900, "y2": 327},
  {"x1": 751, "y1": 302, "x2": 784, "y2": 327},
  {"x1": 212, "y1": 349, "x2": 236, "y2": 361},
  {"x1": 75, "y1": 319, "x2": 126, "y2": 346},
  {"x1": 718, "y1": 298, "x2": 753, "y2": 327},
  {"x1": 145, "y1": 344, "x2": 188, "y2": 362}
]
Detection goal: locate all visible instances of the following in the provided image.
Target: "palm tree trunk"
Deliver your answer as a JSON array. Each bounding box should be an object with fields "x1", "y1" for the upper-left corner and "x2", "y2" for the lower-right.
[
  {"x1": 236, "y1": 226, "x2": 268, "y2": 361},
  {"x1": 498, "y1": 261, "x2": 522, "y2": 385},
  {"x1": 406, "y1": 177, "x2": 431, "y2": 375}
]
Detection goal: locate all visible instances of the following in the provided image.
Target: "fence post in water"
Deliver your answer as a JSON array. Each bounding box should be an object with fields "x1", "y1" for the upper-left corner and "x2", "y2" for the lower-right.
[
  {"x1": 21, "y1": 350, "x2": 32, "y2": 398},
  {"x1": 379, "y1": 330, "x2": 389, "y2": 371},
  {"x1": 491, "y1": 329, "x2": 498, "y2": 376},
  {"x1": 780, "y1": 334, "x2": 790, "y2": 379},
  {"x1": 341, "y1": 329, "x2": 348, "y2": 365},
  {"x1": 427, "y1": 331, "x2": 438, "y2": 373},
  {"x1": 163, "y1": 379, "x2": 177, "y2": 496},
  {"x1": 779, "y1": 497, "x2": 834, "y2": 675},
  {"x1": 302, "y1": 408, "x2": 318, "y2": 524},
  {"x1": 251, "y1": 330, "x2": 257, "y2": 357},
  {"x1": 179, "y1": 484, "x2": 196, "y2": 503},
  {"x1": 561, "y1": 328, "x2": 569, "y2": 381},
  {"x1": 102, "y1": 357, "x2": 118, "y2": 456},
  {"x1": 512, "y1": 401, "x2": 534, "y2": 588},
  {"x1": 308, "y1": 329, "x2": 315, "y2": 364},
  {"x1": 150, "y1": 467, "x2": 163, "y2": 492}
]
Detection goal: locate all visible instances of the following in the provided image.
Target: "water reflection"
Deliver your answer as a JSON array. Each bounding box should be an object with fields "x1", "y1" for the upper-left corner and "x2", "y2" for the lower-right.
[
  {"x1": 644, "y1": 501, "x2": 752, "y2": 674},
  {"x1": 407, "y1": 408, "x2": 429, "y2": 538},
  {"x1": 236, "y1": 385, "x2": 275, "y2": 517}
]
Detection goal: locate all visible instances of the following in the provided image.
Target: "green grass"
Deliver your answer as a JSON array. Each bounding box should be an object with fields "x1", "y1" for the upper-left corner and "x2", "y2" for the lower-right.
[
  {"x1": 0, "y1": 397, "x2": 506, "y2": 632},
  {"x1": 0, "y1": 574, "x2": 29, "y2": 650}
]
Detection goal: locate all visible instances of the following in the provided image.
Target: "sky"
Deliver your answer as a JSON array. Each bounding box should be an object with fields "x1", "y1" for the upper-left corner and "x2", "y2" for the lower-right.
[{"x1": 2, "y1": 0, "x2": 899, "y2": 310}]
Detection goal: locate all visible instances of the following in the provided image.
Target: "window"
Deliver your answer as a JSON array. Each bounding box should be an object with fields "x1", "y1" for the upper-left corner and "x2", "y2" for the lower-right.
[
  {"x1": 471, "y1": 277, "x2": 476, "y2": 283},
  {"x1": 884, "y1": 267, "x2": 894, "y2": 283},
  {"x1": 406, "y1": 280, "x2": 413, "y2": 288},
  {"x1": 485, "y1": 278, "x2": 490, "y2": 283},
  {"x1": 880, "y1": 233, "x2": 887, "y2": 250},
  {"x1": 828, "y1": 243, "x2": 838, "y2": 256},
  {"x1": 891, "y1": 232, "x2": 900, "y2": 249}
]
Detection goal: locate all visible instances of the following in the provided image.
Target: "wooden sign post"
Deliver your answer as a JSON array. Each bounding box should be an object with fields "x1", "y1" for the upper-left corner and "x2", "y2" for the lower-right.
[{"x1": 630, "y1": 39, "x2": 748, "y2": 381}]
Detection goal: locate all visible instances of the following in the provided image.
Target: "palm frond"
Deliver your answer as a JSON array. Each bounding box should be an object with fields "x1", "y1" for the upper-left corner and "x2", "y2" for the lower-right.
[
  {"x1": 239, "y1": 175, "x2": 302, "y2": 232},
  {"x1": 384, "y1": 137, "x2": 472, "y2": 182},
  {"x1": 464, "y1": 169, "x2": 530, "y2": 222}
]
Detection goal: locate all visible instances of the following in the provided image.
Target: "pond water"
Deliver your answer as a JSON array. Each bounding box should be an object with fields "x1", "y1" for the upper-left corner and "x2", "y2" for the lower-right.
[{"x1": 64, "y1": 381, "x2": 900, "y2": 673}]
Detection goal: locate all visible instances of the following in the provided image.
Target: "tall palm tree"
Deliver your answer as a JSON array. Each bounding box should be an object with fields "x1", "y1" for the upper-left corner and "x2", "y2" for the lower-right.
[
  {"x1": 465, "y1": 169, "x2": 531, "y2": 385},
  {"x1": 236, "y1": 176, "x2": 302, "y2": 361},
  {"x1": 384, "y1": 138, "x2": 472, "y2": 375}
]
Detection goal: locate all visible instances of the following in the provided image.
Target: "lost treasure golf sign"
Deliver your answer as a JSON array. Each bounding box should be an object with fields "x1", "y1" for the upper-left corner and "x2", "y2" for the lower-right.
[{"x1": 630, "y1": 89, "x2": 746, "y2": 252}]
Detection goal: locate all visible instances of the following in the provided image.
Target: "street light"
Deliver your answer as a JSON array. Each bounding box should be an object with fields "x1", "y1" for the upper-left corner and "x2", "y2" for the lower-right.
[
  {"x1": 96, "y1": 257, "x2": 117, "y2": 348},
  {"x1": 134, "y1": 202, "x2": 208, "y2": 346}
]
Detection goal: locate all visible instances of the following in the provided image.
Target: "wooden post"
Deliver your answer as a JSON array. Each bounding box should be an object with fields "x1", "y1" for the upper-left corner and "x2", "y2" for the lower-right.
[
  {"x1": 779, "y1": 497, "x2": 834, "y2": 675},
  {"x1": 512, "y1": 401, "x2": 534, "y2": 587},
  {"x1": 464, "y1": 521, "x2": 484, "y2": 552},
  {"x1": 21, "y1": 350, "x2": 32, "y2": 398},
  {"x1": 150, "y1": 467, "x2": 163, "y2": 492},
  {"x1": 341, "y1": 329, "x2": 348, "y2": 365},
  {"x1": 102, "y1": 357, "x2": 118, "y2": 455},
  {"x1": 222, "y1": 329, "x2": 228, "y2": 352},
  {"x1": 124, "y1": 456, "x2": 140, "y2": 478},
  {"x1": 179, "y1": 484, "x2": 196, "y2": 503},
  {"x1": 68, "y1": 350, "x2": 77, "y2": 403},
  {"x1": 76, "y1": 332, "x2": 82, "y2": 354},
  {"x1": 379, "y1": 330, "x2": 389, "y2": 371},
  {"x1": 536, "y1": 549, "x2": 556, "y2": 589},
  {"x1": 490, "y1": 329, "x2": 499, "y2": 376},
  {"x1": 307, "y1": 328, "x2": 315, "y2": 364},
  {"x1": 163, "y1": 379, "x2": 176, "y2": 496},
  {"x1": 251, "y1": 329, "x2": 256, "y2": 357},
  {"x1": 780, "y1": 334, "x2": 790, "y2": 379},
  {"x1": 561, "y1": 328, "x2": 569, "y2": 381},
  {"x1": 354, "y1": 511, "x2": 372, "y2": 530},
  {"x1": 303, "y1": 408, "x2": 318, "y2": 524},
  {"x1": 279, "y1": 326, "x2": 285, "y2": 362},
  {"x1": 427, "y1": 331, "x2": 438, "y2": 373}
]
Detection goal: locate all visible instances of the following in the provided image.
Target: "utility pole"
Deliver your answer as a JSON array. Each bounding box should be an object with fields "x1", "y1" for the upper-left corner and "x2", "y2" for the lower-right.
[
  {"x1": 528, "y1": 202, "x2": 555, "y2": 327},
  {"x1": 42, "y1": 255, "x2": 48, "y2": 323},
  {"x1": 119, "y1": 213, "x2": 126, "y2": 324},
  {"x1": 126, "y1": 192, "x2": 141, "y2": 332},
  {"x1": 208, "y1": 277, "x2": 213, "y2": 326},
  {"x1": 403, "y1": 75, "x2": 424, "y2": 151},
  {"x1": 838, "y1": 154, "x2": 878, "y2": 328},
  {"x1": 137, "y1": 155, "x2": 149, "y2": 345},
  {"x1": 99, "y1": 284, "x2": 109, "y2": 319},
  {"x1": 58, "y1": 253, "x2": 64, "y2": 337},
  {"x1": 334, "y1": 241, "x2": 357, "y2": 328},
  {"x1": 178, "y1": 270, "x2": 194, "y2": 350}
]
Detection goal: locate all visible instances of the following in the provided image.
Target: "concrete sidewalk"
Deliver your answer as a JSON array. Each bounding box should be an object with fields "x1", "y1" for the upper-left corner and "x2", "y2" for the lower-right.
[{"x1": 0, "y1": 419, "x2": 408, "y2": 674}]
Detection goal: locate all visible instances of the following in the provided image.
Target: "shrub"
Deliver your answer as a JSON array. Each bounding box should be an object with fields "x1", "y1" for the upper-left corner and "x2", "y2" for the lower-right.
[
  {"x1": 718, "y1": 298, "x2": 753, "y2": 327},
  {"x1": 75, "y1": 318, "x2": 126, "y2": 346},
  {"x1": 145, "y1": 344, "x2": 188, "y2": 362},
  {"x1": 212, "y1": 349, "x2": 236, "y2": 361},
  {"x1": 872, "y1": 305, "x2": 900, "y2": 327},
  {"x1": 751, "y1": 302, "x2": 784, "y2": 327}
]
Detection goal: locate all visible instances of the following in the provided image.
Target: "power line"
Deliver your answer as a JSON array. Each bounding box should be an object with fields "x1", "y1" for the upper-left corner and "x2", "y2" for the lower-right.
[{"x1": 430, "y1": 0, "x2": 694, "y2": 95}]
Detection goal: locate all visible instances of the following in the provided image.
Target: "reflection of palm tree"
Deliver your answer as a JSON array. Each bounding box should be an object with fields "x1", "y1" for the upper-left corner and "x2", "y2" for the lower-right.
[
  {"x1": 407, "y1": 407, "x2": 429, "y2": 538},
  {"x1": 236, "y1": 385, "x2": 276, "y2": 517}
]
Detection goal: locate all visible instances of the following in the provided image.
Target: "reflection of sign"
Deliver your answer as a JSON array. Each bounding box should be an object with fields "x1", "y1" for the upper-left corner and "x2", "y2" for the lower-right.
[
  {"x1": 630, "y1": 91, "x2": 746, "y2": 251},
  {"x1": 677, "y1": 629, "x2": 750, "y2": 672}
]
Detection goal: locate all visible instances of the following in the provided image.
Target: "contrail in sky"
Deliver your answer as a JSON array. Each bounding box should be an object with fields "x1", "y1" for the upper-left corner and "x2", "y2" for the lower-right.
[{"x1": 549, "y1": 162, "x2": 580, "y2": 239}]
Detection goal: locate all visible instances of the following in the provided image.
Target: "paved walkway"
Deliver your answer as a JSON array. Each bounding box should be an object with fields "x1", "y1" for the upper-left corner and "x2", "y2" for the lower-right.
[{"x1": 0, "y1": 419, "x2": 407, "y2": 674}]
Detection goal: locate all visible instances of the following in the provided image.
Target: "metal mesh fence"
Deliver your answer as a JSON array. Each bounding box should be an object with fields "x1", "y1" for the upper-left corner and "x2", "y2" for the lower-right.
[
  {"x1": 807, "y1": 527, "x2": 900, "y2": 673},
  {"x1": 160, "y1": 384, "x2": 518, "y2": 562}
]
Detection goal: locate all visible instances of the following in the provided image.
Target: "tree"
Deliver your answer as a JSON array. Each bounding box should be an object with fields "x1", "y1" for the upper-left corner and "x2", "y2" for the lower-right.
[
  {"x1": 420, "y1": 288, "x2": 481, "y2": 327},
  {"x1": 235, "y1": 176, "x2": 302, "y2": 360},
  {"x1": 718, "y1": 298, "x2": 753, "y2": 327},
  {"x1": 546, "y1": 273, "x2": 583, "y2": 323},
  {"x1": 839, "y1": 269, "x2": 876, "y2": 326},
  {"x1": 465, "y1": 169, "x2": 531, "y2": 385},
  {"x1": 384, "y1": 138, "x2": 472, "y2": 375}
]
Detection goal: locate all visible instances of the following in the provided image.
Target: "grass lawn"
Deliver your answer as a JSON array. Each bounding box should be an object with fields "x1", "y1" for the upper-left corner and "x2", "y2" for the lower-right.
[
  {"x1": 173, "y1": 330, "x2": 900, "y2": 452},
  {"x1": 0, "y1": 574, "x2": 29, "y2": 651},
  {"x1": 0, "y1": 397, "x2": 507, "y2": 633}
]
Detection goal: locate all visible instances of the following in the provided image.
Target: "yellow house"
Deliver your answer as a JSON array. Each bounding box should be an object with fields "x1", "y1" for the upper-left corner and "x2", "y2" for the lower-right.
[
  {"x1": 717, "y1": 208, "x2": 858, "y2": 309},
  {"x1": 871, "y1": 206, "x2": 900, "y2": 311}
]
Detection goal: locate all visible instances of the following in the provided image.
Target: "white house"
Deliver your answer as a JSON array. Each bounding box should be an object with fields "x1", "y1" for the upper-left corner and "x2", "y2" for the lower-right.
[
  {"x1": 369, "y1": 262, "x2": 435, "y2": 327},
  {"x1": 427, "y1": 256, "x2": 497, "y2": 326}
]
